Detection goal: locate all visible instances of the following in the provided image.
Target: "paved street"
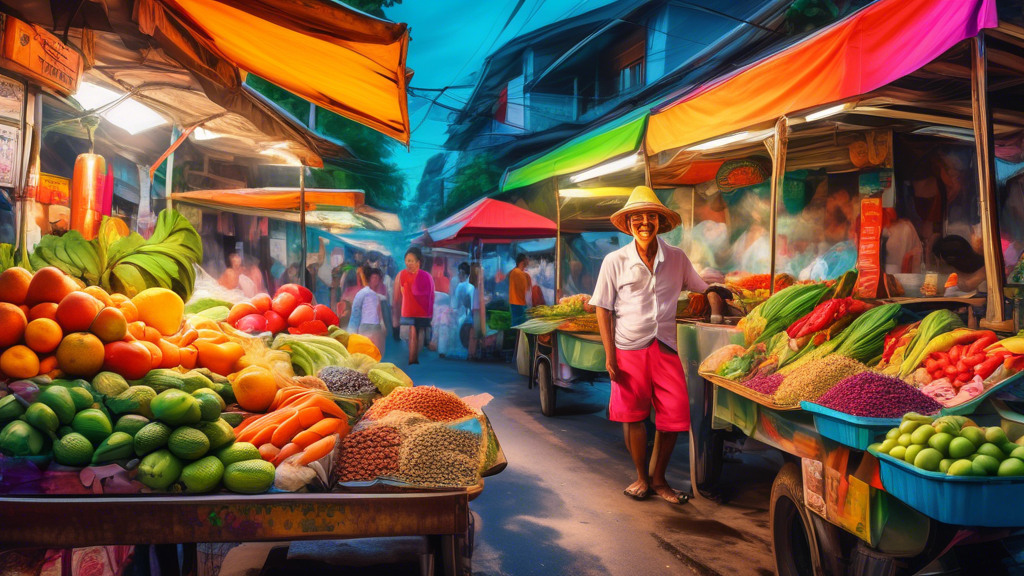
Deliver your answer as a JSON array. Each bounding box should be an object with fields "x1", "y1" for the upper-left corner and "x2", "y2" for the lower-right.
[{"x1": 223, "y1": 346, "x2": 781, "y2": 576}]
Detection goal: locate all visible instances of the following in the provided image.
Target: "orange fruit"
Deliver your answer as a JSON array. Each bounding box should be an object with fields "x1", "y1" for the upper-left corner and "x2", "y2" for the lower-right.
[
  {"x1": 0, "y1": 345, "x2": 39, "y2": 379},
  {"x1": 0, "y1": 302, "x2": 27, "y2": 348},
  {"x1": 178, "y1": 345, "x2": 198, "y2": 369},
  {"x1": 24, "y1": 318, "x2": 63, "y2": 354},
  {"x1": 131, "y1": 288, "x2": 184, "y2": 336},
  {"x1": 29, "y1": 302, "x2": 58, "y2": 322},
  {"x1": 116, "y1": 300, "x2": 138, "y2": 323},
  {"x1": 139, "y1": 340, "x2": 162, "y2": 370},
  {"x1": 156, "y1": 339, "x2": 180, "y2": 369},
  {"x1": 227, "y1": 302, "x2": 259, "y2": 326},
  {"x1": 25, "y1": 267, "x2": 77, "y2": 307},
  {"x1": 55, "y1": 292, "x2": 103, "y2": 333},
  {"x1": 90, "y1": 307, "x2": 128, "y2": 343},
  {"x1": 55, "y1": 332, "x2": 105, "y2": 377},
  {"x1": 108, "y1": 292, "x2": 129, "y2": 305},
  {"x1": 82, "y1": 286, "x2": 113, "y2": 308},
  {"x1": 0, "y1": 267, "x2": 32, "y2": 305},
  {"x1": 38, "y1": 355, "x2": 58, "y2": 376},
  {"x1": 102, "y1": 340, "x2": 151, "y2": 380},
  {"x1": 233, "y1": 366, "x2": 277, "y2": 412}
]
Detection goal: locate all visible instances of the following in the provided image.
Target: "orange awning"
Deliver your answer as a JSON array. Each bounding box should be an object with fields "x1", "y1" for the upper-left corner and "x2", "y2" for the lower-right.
[
  {"x1": 171, "y1": 188, "x2": 364, "y2": 211},
  {"x1": 645, "y1": 0, "x2": 997, "y2": 155},
  {"x1": 137, "y1": 0, "x2": 411, "y2": 144}
]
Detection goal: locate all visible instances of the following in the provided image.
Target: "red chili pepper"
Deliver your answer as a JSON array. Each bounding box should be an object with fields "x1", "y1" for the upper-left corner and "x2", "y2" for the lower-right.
[
  {"x1": 962, "y1": 353, "x2": 985, "y2": 367},
  {"x1": 949, "y1": 346, "x2": 961, "y2": 363},
  {"x1": 945, "y1": 365, "x2": 959, "y2": 376},
  {"x1": 968, "y1": 332, "x2": 998, "y2": 357},
  {"x1": 975, "y1": 356, "x2": 1004, "y2": 379},
  {"x1": 937, "y1": 357, "x2": 951, "y2": 369},
  {"x1": 956, "y1": 360, "x2": 967, "y2": 373},
  {"x1": 925, "y1": 358, "x2": 938, "y2": 371},
  {"x1": 955, "y1": 371, "x2": 972, "y2": 383}
]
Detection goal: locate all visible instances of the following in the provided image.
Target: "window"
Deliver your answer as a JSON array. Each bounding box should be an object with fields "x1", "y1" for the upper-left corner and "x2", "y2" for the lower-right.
[{"x1": 617, "y1": 59, "x2": 643, "y2": 94}]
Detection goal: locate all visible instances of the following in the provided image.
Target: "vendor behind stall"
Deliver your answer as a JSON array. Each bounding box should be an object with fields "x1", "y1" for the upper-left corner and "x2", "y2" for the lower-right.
[
  {"x1": 508, "y1": 254, "x2": 531, "y2": 327},
  {"x1": 590, "y1": 186, "x2": 726, "y2": 505}
]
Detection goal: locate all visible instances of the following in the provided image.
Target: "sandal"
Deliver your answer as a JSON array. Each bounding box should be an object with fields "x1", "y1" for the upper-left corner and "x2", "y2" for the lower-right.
[
  {"x1": 651, "y1": 484, "x2": 689, "y2": 505},
  {"x1": 623, "y1": 485, "x2": 649, "y2": 501}
]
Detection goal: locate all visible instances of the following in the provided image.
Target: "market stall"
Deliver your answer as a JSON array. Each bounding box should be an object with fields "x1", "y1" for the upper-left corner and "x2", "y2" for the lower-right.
[
  {"x1": 644, "y1": 0, "x2": 1024, "y2": 571},
  {"x1": 415, "y1": 197, "x2": 556, "y2": 360}
]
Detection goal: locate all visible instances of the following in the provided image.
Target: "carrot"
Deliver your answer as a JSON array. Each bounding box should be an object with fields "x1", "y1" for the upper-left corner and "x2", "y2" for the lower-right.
[
  {"x1": 335, "y1": 418, "x2": 351, "y2": 440},
  {"x1": 297, "y1": 407, "x2": 323, "y2": 428},
  {"x1": 250, "y1": 425, "x2": 277, "y2": 448},
  {"x1": 236, "y1": 409, "x2": 296, "y2": 442},
  {"x1": 234, "y1": 414, "x2": 261, "y2": 434},
  {"x1": 297, "y1": 435, "x2": 337, "y2": 465},
  {"x1": 271, "y1": 413, "x2": 304, "y2": 448},
  {"x1": 288, "y1": 395, "x2": 345, "y2": 419},
  {"x1": 290, "y1": 430, "x2": 322, "y2": 449},
  {"x1": 271, "y1": 387, "x2": 310, "y2": 411},
  {"x1": 273, "y1": 442, "x2": 303, "y2": 467},
  {"x1": 259, "y1": 443, "x2": 280, "y2": 462},
  {"x1": 305, "y1": 418, "x2": 343, "y2": 438}
]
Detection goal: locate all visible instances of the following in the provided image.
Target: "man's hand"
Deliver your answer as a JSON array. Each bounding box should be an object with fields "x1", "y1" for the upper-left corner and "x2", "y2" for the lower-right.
[
  {"x1": 606, "y1": 354, "x2": 620, "y2": 382},
  {"x1": 707, "y1": 291, "x2": 725, "y2": 324}
]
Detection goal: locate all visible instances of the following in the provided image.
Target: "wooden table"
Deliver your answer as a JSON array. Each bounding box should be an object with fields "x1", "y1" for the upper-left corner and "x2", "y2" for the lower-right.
[{"x1": 0, "y1": 490, "x2": 475, "y2": 576}]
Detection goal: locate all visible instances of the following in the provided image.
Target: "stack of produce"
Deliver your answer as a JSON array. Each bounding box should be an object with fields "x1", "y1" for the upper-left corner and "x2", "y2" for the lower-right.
[
  {"x1": 739, "y1": 282, "x2": 831, "y2": 346},
  {"x1": 897, "y1": 310, "x2": 965, "y2": 379},
  {"x1": 31, "y1": 211, "x2": 202, "y2": 302},
  {"x1": 772, "y1": 356, "x2": 869, "y2": 405},
  {"x1": 523, "y1": 294, "x2": 598, "y2": 333},
  {"x1": 812, "y1": 372, "x2": 942, "y2": 418},
  {"x1": 780, "y1": 303, "x2": 901, "y2": 373},
  {"x1": 872, "y1": 413, "x2": 1024, "y2": 477},
  {"x1": 226, "y1": 284, "x2": 340, "y2": 336},
  {"x1": 233, "y1": 387, "x2": 350, "y2": 469}
]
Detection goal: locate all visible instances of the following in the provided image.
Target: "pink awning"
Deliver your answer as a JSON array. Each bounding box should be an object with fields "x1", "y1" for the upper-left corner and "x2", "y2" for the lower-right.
[{"x1": 646, "y1": 0, "x2": 997, "y2": 155}]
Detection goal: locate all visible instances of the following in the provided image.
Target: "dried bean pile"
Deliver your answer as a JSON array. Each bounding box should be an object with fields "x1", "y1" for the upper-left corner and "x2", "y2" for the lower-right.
[
  {"x1": 740, "y1": 373, "x2": 784, "y2": 396},
  {"x1": 773, "y1": 356, "x2": 868, "y2": 405},
  {"x1": 398, "y1": 423, "x2": 481, "y2": 487},
  {"x1": 366, "y1": 386, "x2": 475, "y2": 422},
  {"x1": 336, "y1": 424, "x2": 402, "y2": 482},
  {"x1": 814, "y1": 372, "x2": 943, "y2": 418},
  {"x1": 319, "y1": 366, "x2": 377, "y2": 395}
]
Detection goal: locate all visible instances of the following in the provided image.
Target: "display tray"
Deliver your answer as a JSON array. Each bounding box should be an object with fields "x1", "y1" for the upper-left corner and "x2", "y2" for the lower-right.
[
  {"x1": 800, "y1": 402, "x2": 899, "y2": 450},
  {"x1": 938, "y1": 371, "x2": 1024, "y2": 416},
  {"x1": 871, "y1": 450, "x2": 1024, "y2": 527},
  {"x1": 700, "y1": 372, "x2": 801, "y2": 411}
]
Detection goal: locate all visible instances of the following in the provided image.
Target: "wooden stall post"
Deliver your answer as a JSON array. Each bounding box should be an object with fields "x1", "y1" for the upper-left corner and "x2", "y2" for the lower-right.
[
  {"x1": 767, "y1": 117, "x2": 788, "y2": 295},
  {"x1": 300, "y1": 166, "x2": 309, "y2": 291},
  {"x1": 553, "y1": 177, "x2": 562, "y2": 301},
  {"x1": 971, "y1": 34, "x2": 1011, "y2": 329}
]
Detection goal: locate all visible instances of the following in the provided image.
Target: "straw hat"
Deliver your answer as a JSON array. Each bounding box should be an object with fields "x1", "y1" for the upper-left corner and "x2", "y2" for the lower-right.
[{"x1": 610, "y1": 186, "x2": 681, "y2": 235}]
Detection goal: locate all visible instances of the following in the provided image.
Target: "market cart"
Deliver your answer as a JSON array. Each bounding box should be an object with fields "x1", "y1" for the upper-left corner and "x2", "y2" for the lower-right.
[
  {"x1": 0, "y1": 487, "x2": 482, "y2": 576},
  {"x1": 646, "y1": 0, "x2": 1024, "y2": 572}
]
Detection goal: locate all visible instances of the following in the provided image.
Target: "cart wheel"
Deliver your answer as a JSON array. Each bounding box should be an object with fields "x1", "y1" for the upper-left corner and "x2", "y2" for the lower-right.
[
  {"x1": 538, "y1": 361, "x2": 556, "y2": 417},
  {"x1": 771, "y1": 462, "x2": 839, "y2": 576}
]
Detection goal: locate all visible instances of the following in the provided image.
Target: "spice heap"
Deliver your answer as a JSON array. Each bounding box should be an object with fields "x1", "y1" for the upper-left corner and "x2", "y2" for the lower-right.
[
  {"x1": 740, "y1": 373, "x2": 784, "y2": 396},
  {"x1": 398, "y1": 423, "x2": 481, "y2": 487},
  {"x1": 318, "y1": 366, "x2": 377, "y2": 395},
  {"x1": 336, "y1": 425, "x2": 402, "y2": 482},
  {"x1": 815, "y1": 372, "x2": 943, "y2": 418},
  {"x1": 773, "y1": 356, "x2": 868, "y2": 405},
  {"x1": 366, "y1": 386, "x2": 475, "y2": 422}
]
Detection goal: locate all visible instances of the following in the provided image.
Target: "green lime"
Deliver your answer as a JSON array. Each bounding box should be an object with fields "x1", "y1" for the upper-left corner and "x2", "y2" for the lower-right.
[
  {"x1": 886, "y1": 428, "x2": 900, "y2": 440},
  {"x1": 928, "y1": 433, "x2": 954, "y2": 457},
  {"x1": 948, "y1": 437, "x2": 976, "y2": 460},
  {"x1": 889, "y1": 446, "x2": 907, "y2": 461},
  {"x1": 998, "y1": 458, "x2": 1024, "y2": 477},
  {"x1": 960, "y1": 427, "x2": 985, "y2": 448},
  {"x1": 972, "y1": 454, "x2": 1000, "y2": 476},
  {"x1": 878, "y1": 439, "x2": 899, "y2": 454},
  {"x1": 985, "y1": 427, "x2": 1009, "y2": 445},
  {"x1": 899, "y1": 420, "x2": 922, "y2": 434},
  {"x1": 977, "y1": 443, "x2": 1006, "y2": 461},
  {"x1": 911, "y1": 425, "x2": 936, "y2": 445},
  {"x1": 947, "y1": 459, "x2": 975, "y2": 476},
  {"x1": 897, "y1": 433, "x2": 913, "y2": 447},
  {"x1": 939, "y1": 459, "x2": 954, "y2": 473},
  {"x1": 904, "y1": 444, "x2": 925, "y2": 464}
]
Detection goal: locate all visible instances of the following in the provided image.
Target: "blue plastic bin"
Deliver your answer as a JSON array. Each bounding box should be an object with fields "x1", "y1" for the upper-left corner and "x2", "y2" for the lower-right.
[
  {"x1": 800, "y1": 402, "x2": 899, "y2": 450},
  {"x1": 872, "y1": 451, "x2": 1024, "y2": 527}
]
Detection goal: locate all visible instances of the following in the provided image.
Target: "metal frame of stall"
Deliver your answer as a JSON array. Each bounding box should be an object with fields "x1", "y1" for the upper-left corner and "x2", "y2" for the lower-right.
[{"x1": 663, "y1": 27, "x2": 1024, "y2": 574}]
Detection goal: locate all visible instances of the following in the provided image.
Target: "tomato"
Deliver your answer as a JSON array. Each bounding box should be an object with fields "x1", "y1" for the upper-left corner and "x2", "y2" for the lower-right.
[{"x1": 949, "y1": 346, "x2": 961, "y2": 363}]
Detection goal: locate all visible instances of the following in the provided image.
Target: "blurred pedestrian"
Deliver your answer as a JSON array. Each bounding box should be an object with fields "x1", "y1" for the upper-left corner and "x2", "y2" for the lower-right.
[
  {"x1": 508, "y1": 253, "x2": 531, "y2": 327},
  {"x1": 393, "y1": 247, "x2": 434, "y2": 364},
  {"x1": 348, "y1": 266, "x2": 387, "y2": 356}
]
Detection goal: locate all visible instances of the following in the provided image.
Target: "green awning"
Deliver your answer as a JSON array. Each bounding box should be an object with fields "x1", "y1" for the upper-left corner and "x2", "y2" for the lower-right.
[{"x1": 501, "y1": 108, "x2": 648, "y2": 192}]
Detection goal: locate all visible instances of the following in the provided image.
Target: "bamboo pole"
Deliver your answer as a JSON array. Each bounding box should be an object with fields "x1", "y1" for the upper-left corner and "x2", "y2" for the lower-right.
[
  {"x1": 299, "y1": 166, "x2": 309, "y2": 291},
  {"x1": 971, "y1": 34, "x2": 1010, "y2": 329},
  {"x1": 554, "y1": 177, "x2": 562, "y2": 301},
  {"x1": 767, "y1": 117, "x2": 788, "y2": 295}
]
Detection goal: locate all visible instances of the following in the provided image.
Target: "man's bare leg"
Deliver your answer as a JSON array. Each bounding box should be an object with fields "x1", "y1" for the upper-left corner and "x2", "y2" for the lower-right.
[
  {"x1": 623, "y1": 421, "x2": 649, "y2": 498},
  {"x1": 650, "y1": 431, "x2": 684, "y2": 503}
]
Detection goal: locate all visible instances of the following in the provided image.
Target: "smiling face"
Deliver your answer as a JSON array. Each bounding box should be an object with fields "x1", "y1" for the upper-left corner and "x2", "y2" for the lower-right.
[
  {"x1": 405, "y1": 252, "x2": 421, "y2": 273},
  {"x1": 629, "y1": 211, "x2": 660, "y2": 244}
]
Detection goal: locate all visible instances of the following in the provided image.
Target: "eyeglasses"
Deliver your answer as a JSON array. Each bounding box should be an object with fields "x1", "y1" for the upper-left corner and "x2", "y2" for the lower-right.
[{"x1": 629, "y1": 213, "x2": 658, "y2": 224}]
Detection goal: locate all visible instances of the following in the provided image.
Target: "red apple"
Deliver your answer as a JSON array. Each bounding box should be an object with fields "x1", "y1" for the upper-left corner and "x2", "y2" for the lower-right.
[
  {"x1": 276, "y1": 283, "x2": 313, "y2": 305},
  {"x1": 264, "y1": 310, "x2": 287, "y2": 334},
  {"x1": 313, "y1": 304, "x2": 339, "y2": 327},
  {"x1": 271, "y1": 292, "x2": 298, "y2": 318},
  {"x1": 288, "y1": 303, "x2": 315, "y2": 327},
  {"x1": 236, "y1": 313, "x2": 268, "y2": 333}
]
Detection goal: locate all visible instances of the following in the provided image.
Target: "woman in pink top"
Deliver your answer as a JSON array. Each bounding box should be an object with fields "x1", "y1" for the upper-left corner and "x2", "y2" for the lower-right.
[{"x1": 393, "y1": 247, "x2": 435, "y2": 364}]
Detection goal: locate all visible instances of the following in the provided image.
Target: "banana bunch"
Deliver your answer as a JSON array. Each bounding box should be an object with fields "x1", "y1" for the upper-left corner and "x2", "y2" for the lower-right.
[
  {"x1": 30, "y1": 210, "x2": 202, "y2": 301},
  {"x1": 30, "y1": 231, "x2": 101, "y2": 285},
  {"x1": 271, "y1": 334, "x2": 351, "y2": 377}
]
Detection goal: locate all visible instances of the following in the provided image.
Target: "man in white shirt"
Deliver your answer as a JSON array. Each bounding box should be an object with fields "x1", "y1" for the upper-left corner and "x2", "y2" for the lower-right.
[{"x1": 590, "y1": 186, "x2": 724, "y2": 504}]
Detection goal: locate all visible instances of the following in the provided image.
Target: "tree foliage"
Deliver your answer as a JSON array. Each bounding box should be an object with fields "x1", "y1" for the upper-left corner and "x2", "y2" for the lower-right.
[
  {"x1": 341, "y1": 0, "x2": 403, "y2": 18},
  {"x1": 445, "y1": 153, "x2": 500, "y2": 213}
]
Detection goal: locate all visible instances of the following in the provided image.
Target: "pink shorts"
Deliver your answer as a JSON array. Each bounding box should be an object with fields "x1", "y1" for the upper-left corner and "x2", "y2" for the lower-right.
[{"x1": 609, "y1": 340, "x2": 690, "y2": 432}]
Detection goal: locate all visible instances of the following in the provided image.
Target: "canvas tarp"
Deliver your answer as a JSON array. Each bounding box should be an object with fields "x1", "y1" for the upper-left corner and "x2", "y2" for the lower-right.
[
  {"x1": 422, "y1": 198, "x2": 556, "y2": 245},
  {"x1": 501, "y1": 108, "x2": 648, "y2": 192},
  {"x1": 645, "y1": 0, "x2": 997, "y2": 155}
]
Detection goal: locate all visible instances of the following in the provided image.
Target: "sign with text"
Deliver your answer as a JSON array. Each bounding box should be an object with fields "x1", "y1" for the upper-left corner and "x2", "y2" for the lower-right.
[{"x1": 1, "y1": 16, "x2": 82, "y2": 95}]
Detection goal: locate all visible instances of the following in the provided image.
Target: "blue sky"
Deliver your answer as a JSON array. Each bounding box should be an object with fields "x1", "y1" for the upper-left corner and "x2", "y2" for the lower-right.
[{"x1": 383, "y1": 0, "x2": 617, "y2": 195}]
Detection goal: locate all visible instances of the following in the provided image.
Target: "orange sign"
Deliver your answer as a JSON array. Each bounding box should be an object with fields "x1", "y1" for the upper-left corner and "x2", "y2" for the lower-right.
[
  {"x1": 37, "y1": 173, "x2": 69, "y2": 205},
  {"x1": 854, "y1": 198, "x2": 883, "y2": 298},
  {"x1": 1, "y1": 16, "x2": 82, "y2": 95}
]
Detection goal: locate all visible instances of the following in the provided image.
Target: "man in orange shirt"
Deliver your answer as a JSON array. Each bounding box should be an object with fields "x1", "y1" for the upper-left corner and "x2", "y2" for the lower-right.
[{"x1": 508, "y1": 253, "x2": 531, "y2": 327}]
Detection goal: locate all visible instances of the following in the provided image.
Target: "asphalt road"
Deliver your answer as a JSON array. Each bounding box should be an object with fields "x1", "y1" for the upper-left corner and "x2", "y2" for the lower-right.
[{"x1": 219, "y1": 346, "x2": 780, "y2": 576}]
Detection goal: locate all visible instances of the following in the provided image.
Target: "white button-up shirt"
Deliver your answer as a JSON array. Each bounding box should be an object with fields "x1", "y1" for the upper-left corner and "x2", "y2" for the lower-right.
[{"x1": 589, "y1": 237, "x2": 708, "y2": 351}]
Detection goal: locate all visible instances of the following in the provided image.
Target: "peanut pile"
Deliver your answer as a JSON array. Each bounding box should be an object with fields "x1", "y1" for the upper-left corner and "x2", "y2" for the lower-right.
[
  {"x1": 336, "y1": 424, "x2": 402, "y2": 482},
  {"x1": 773, "y1": 356, "x2": 868, "y2": 405},
  {"x1": 397, "y1": 423, "x2": 482, "y2": 487},
  {"x1": 366, "y1": 386, "x2": 475, "y2": 422}
]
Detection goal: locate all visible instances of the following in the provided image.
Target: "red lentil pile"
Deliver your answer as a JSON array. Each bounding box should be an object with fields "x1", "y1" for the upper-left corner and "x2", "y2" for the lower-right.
[
  {"x1": 366, "y1": 386, "x2": 474, "y2": 422},
  {"x1": 336, "y1": 425, "x2": 402, "y2": 482}
]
